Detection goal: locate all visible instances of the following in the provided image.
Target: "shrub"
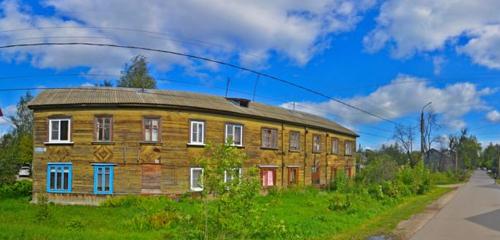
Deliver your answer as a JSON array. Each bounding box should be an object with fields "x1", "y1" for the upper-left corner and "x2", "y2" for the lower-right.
[
  {"x1": 357, "y1": 154, "x2": 398, "y2": 185},
  {"x1": 34, "y1": 194, "x2": 50, "y2": 223},
  {"x1": 0, "y1": 180, "x2": 32, "y2": 199},
  {"x1": 330, "y1": 170, "x2": 349, "y2": 192},
  {"x1": 328, "y1": 193, "x2": 352, "y2": 211}
]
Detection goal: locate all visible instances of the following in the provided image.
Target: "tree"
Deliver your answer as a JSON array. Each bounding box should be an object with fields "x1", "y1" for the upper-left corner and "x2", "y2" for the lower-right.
[
  {"x1": 94, "y1": 80, "x2": 113, "y2": 87},
  {"x1": 117, "y1": 55, "x2": 157, "y2": 89},
  {"x1": 9, "y1": 92, "x2": 33, "y2": 135},
  {"x1": 394, "y1": 124, "x2": 417, "y2": 166},
  {"x1": 422, "y1": 109, "x2": 440, "y2": 160}
]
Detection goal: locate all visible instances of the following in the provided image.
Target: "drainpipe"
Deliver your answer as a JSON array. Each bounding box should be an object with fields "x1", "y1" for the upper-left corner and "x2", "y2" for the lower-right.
[
  {"x1": 325, "y1": 133, "x2": 328, "y2": 186},
  {"x1": 281, "y1": 122, "x2": 285, "y2": 187},
  {"x1": 304, "y1": 126, "x2": 308, "y2": 186}
]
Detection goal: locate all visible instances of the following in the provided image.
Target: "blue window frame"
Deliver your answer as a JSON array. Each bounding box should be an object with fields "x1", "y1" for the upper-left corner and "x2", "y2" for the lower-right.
[
  {"x1": 47, "y1": 163, "x2": 72, "y2": 193},
  {"x1": 93, "y1": 164, "x2": 115, "y2": 194}
]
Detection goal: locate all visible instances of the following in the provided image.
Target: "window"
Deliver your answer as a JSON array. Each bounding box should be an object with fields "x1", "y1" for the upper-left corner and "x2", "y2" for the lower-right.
[
  {"x1": 190, "y1": 168, "x2": 204, "y2": 192},
  {"x1": 49, "y1": 118, "x2": 71, "y2": 143},
  {"x1": 47, "y1": 163, "x2": 72, "y2": 193},
  {"x1": 261, "y1": 168, "x2": 276, "y2": 187},
  {"x1": 288, "y1": 167, "x2": 298, "y2": 185},
  {"x1": 95, "y1": 116, "x2": 112, "y2": 142},
  {"x1": 345, "y1": 141, "x2": 353, "y2": 155},
  {"x1": 289, "y1": 131, "x2": 300, "y2": 151},
  {"x1": 93, "y1": 164, "x2": 114, "y2": 194},
  {"x1": 331, "y1": 138, "x2": 339, "y2": 154},
  {"x1": 312, "y1": 135, "x2": 321, "y2": 153},
  {"x1": 224, "y1": 168, "x2": 242, "y2": 183},
  {"x1": 261, "y1": 128, "x2": 278, "y2": 149},
  {"x1": 144, "y1": 118, "x2": 160, "y2": 142},
  {"x1": 189, "y1": 120, "x2": 205, "y2": 145},
  {"x1": 225, "y1": 124, "x2": 243, "y2": 146}
]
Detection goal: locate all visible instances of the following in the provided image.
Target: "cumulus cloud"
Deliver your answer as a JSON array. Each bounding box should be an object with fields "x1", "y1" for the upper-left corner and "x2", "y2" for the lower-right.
[
  {"x1": 0, "y1": 0, "x2": 375, "y2": 74},
  {"x1": 0, "y1": 104, "x2": 16, "y2": 126},
  {"x1": 364, "y1": 0, "x2": 500, "y2": 69},
  {"x1": 282, "y1": 75, "x2": 493, "y2": 129},
  {"x1": 486, "y1": 110, "x2": 500, "y2": 122}
]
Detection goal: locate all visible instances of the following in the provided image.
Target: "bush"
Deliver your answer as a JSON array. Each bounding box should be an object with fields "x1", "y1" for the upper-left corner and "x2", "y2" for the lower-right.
[
  {"x1": 328, "y1": 193, "x2": 352, "y2": 211},
  {"x1": 330, "y1": 170, "x2": 349, "y2": 192},
  {"x1": 0, "y1": 180, "x2": 32, "y2": 198},
  {"x1": 357, "y1": 154, "x2": 398, "y2": 185}
]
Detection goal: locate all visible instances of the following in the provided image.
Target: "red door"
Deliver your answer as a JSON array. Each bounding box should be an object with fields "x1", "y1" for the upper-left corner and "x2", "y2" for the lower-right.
[{"x1": 311, "y1": 165, "x2": 320, "y2": 185}]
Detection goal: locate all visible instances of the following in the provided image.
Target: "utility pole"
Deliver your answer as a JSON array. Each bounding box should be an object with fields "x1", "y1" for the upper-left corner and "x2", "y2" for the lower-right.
[{"x1": 420, "y1": 102, "x2": 432, "y2": 162}]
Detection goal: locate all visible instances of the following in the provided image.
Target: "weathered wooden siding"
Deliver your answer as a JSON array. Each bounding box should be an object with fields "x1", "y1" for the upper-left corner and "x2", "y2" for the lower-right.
[{"x1": 32, "y1": 107, "x2": 356, "y2": 203}]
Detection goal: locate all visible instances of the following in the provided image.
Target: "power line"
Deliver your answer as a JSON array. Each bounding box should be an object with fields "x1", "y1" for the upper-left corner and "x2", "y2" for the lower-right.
[{"x1": 0, "y1": 41, "x2": 400, "y2": 125}]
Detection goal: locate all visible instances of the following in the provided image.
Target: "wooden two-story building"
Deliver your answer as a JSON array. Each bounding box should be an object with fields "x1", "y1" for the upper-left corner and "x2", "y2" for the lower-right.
[{"x1": 28, "y1": 87, "x2": 358, "y2": 204}]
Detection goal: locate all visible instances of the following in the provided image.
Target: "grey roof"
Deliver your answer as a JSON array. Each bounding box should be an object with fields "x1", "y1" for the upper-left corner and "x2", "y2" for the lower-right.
[{"x1": 28, "y1": 87, "x2": 357, "y2": 137}]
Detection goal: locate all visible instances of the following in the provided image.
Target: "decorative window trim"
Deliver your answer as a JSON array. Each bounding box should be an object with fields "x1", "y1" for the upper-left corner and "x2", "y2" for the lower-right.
[
  {"x1": 93, "y1": 164, "x2": 115, "y2": 195},
  {"x1": 224, "y1": 168, "x2": 242, "y2": 183},
  {"x1": 225, "y1": 123, "x2": 244, "y2": 147},
  {"x1": 95, "y1": 116, "x2": 113, "y2": 142},
  {"x1": 289, "y1": 131, "x2": 300, "y2": 151},
  {"x1": 46, "y1": 163, "x2": 72, "y2": 193},
  {"x1": 189, "y1": 120, "x2": 205, "y2": 145},
  {"x1": 48, "y1": 118, "x2": 71, "y2": 143},
  {"x1": 190, "y1": 167, "x2": 204, "y2": 192},
  {"x1": 260, "y1": 167, "x2": 276, "y2": 187}
]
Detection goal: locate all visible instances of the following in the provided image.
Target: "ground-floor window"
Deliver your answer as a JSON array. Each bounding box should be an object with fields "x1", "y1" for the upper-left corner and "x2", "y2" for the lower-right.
[
  {"x1": 261, "y1": 168, "x2": 276, "y2": 187},
  {"x1": 224, "y1": 168, "x2": 242, "y2": 183},
  {"x1": 93, "y1": 164, "x2": 115, "y2": 194},
  {"x1": 190, "y1": 167, "x2": 204, "y2": 192},
  {"x1": 288, "y1": 167, "x2": 298, "y2": 185},
  {"x1": 47, "y1": 163, "x2": 72, "y2": 193}
]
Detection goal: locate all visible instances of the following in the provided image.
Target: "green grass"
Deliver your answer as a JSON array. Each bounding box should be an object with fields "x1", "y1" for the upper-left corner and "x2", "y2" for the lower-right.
[{"x1": 0, "y1": 188, "x2": 450, "y2": 240}]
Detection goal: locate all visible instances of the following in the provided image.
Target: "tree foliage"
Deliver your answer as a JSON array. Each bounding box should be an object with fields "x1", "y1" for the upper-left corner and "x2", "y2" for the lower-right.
[{"x1": 117, "y1": 55, "x2": 157, "y2": 89}]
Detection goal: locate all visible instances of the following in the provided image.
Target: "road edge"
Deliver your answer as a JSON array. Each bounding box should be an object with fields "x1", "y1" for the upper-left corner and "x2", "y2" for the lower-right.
[{"x1": 392, "y1": 184, "x2": 463, "y2": 240}]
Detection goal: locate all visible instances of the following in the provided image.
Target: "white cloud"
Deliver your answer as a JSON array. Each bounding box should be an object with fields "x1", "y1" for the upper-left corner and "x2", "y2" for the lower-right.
[
  {"x1": 364, "y1": 0, "x2": 500, "y2": 69},
  {"x1": 486, "y1": 110, "x2": 500, "y2": 122},
  {"x1": 282, "y1": 75, "x2": 493, "y2": 129},
  {"x1": 80, "y1": 82, "x2": 94, "y2": 87},
  {"x1": 0, "y1": 104, "x2": 16, "y2": 127},
  {"x1": 0, "y1": 0, "x2": 375, "y2": 74}
]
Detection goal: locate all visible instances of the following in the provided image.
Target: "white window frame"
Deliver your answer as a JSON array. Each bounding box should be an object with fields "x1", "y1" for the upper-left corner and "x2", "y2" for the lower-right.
[
  {"x1": 224, "y1": 168, "x2": 242, "y2": 183},
  {"x1": 189, "y1": 121, "x2": 205, "y2": 145},
  {"x1": 143, "y1": 118, "x2": 160, "y2": 142},
  {"x1": 225, "y1": 124, "x2": 243, "y2": 146},
  {"x1": 190, "y1": 167, "x2": 204, "y2": 192},
  {"x1": 48, "y1": 118, "x2": 71, "y2": 143},
  {"x1": 313, "y1": 135, "x2": 321, "y2": 153}
]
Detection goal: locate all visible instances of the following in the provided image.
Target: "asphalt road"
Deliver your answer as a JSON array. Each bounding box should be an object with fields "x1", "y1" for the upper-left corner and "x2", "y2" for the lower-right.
[{"x1": 411, "y1": 170, "x2": 500, "y2": 240}]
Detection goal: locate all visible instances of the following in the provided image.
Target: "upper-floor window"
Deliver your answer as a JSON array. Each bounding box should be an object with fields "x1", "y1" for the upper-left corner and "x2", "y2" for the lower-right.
[
  {"x1": 143, "y1": 118, "x2": 160, "y2": 142},
  {"x1": 47, "y1": 163, "x2": 72, "y2": 193},
  {"x1": 289, "y1": 131, "x2": 300, "y2": 151},
  {"x1": 49, "y1": 118, "x2": 71, "y2": 143},
  {"x1": 261, "y1": 128, "x2": 278, "y2": 149},
  {"x1": 225, "y1": 124, "x2": 243, "y2": 146},
  {"x1": 95, "y1": 116, "x2": 112, "y2": 142},
  {"x1": 345, "y1": 141, "x2": 353, "y2": 155},
  {"x1": 312, "y1": 135, "x2": 321, "y2": 153},
  {"x1": 331, "y1": 138, "x2": 339, "y2": 154},
  {"x1": 189, "y1": 120, "x2": 205, "y2": 145}
]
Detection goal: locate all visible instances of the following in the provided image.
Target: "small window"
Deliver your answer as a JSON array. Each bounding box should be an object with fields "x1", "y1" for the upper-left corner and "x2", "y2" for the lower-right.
[
  {"x1": 225, "y1": 124, "x2": 243, "y2": 146},
  {"x1": 95, "y1": 116, "x2": 112, "y2": 142},
  {"x1": 289, "y1": 131, "x2": 300, "y2": 151},
  {"x1": 331, "y1": 138, "x2": 339, "y2": 154},
  {"x1": 224, "y1": 168, "x2": 242, "y2": 183},
  {"x1": 190, "y1": 168, "x2": 204, "y2": 192},
  {"x1": 261, "y1": 128, "x2": 278, "y2": 149},
  {"x1": 189, "y1": 120, "x2": 205, "y2": 145},
  {"x1": 312, "y1": 135, "x2": 321, "y2": 153},
  {"x1": 49, "y1": 119, "x2": 71, "y2": 143},
  {"x1": 261, "y1": 168, "x2": 275, "y2": 187},
  {"x1": 144, "y1": 118, "x2": 160, "y2": 142},
  {"x1": 288, "y1": 167, "x2": 298, "y2": 185},
  {"x1": 93, "y1": 164, "x2": 114, "y2": 194},
  {"x1": 345, "y1": 141, "x2": 353, "y2": 155},
  {"x1": 47, "y1": 163, "x2": 72, "y2": 193}
]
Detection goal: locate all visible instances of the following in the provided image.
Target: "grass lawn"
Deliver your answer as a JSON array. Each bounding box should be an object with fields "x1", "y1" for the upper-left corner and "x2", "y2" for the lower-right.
[{"x1": 0, "y1": 187, "x2": 450, "y2": 240}]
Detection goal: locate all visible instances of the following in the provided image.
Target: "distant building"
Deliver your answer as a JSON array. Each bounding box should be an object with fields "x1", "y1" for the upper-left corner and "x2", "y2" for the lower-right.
[{"x1": 28, "y1": 88, "x2": 358, "y2": 204}]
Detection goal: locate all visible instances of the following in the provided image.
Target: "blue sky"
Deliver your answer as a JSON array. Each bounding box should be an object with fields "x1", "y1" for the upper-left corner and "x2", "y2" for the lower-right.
[{"x1": 1, "y1": 0, "x2": 500, "y2": 149}]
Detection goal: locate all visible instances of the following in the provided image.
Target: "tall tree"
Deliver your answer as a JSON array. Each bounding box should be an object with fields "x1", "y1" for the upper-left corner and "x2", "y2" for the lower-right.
[
  {"x1": 393, "y1": 124, "x2": 417, "y2": 166},
  {"x1": 9, "y1": 92, "x2": 34, "y2": 135},
  {"x1": 117, "y1": 55, "x2": 157, "y2": 89}
]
